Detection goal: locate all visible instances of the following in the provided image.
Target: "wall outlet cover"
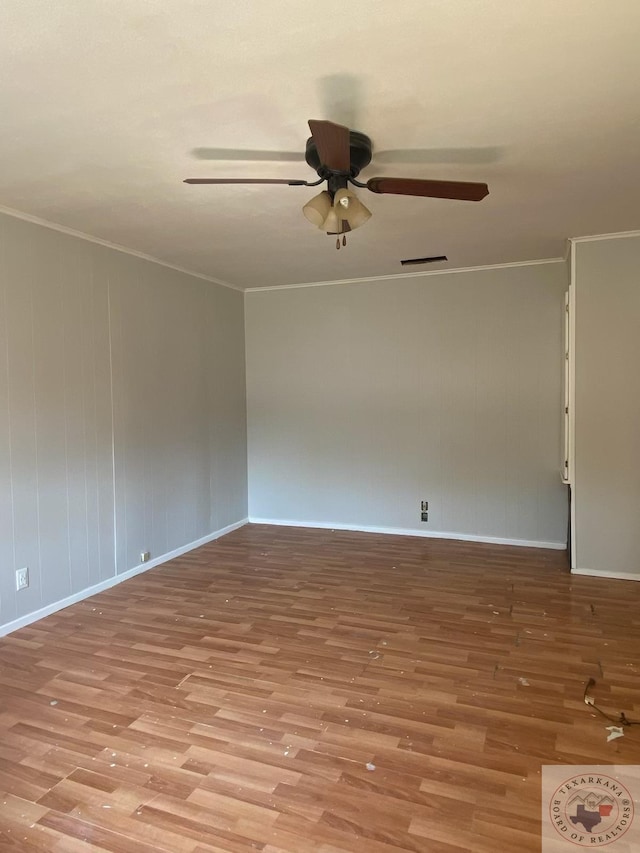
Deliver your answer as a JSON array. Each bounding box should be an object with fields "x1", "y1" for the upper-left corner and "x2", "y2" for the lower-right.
[
  {"x1": 140, "y1": 551, "x2": 150, "y2": 563},
  {"x1": 16, "y1": 567, "x2": 29, "y2": 591}
]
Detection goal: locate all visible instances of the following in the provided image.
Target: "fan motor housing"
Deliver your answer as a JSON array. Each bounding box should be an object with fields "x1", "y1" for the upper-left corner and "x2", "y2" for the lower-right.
[{"x1": 305, "y1": 131, "x2": 372, "y2": 179}]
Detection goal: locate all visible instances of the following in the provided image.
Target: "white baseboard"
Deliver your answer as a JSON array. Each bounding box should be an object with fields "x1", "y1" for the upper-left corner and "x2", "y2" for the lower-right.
[
  {"x1": 571, "y1": 567, "x2": 640, "y2": 582},
  {"x1": 0, "y1": 518, "x2": 249, "y2": 638},
  {"x1": 248, "y1": 518, "x2": 566, "y2": 550}
]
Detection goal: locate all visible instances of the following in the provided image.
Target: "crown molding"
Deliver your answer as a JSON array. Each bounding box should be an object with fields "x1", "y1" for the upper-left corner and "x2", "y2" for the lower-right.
[
  {"x1": 0, "y1": 203, "x2": 242, "y2": 292},
  {"x1": 243, "y1": 256, "x2": 565, "y2": 293},
  {"x1": 569, "y1": 228, "x2": 640, "y2": 244}
]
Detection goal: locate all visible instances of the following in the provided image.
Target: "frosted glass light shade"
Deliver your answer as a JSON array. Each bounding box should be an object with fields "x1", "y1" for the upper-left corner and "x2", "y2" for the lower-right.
[
  {"x1": 322, "y1": 207, "x2": 341, "y2": 234},
  {"x1": 331, "y1": 188, "x2": 372, "y2": 231},
  {"x1": 302, "y1": 191, "x2": 332, "y2": 227}
]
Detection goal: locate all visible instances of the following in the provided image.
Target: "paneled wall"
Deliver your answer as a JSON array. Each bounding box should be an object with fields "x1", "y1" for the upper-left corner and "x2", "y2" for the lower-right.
[
  {"x1": 246, "y1": 262, "x2": 568, "y2": 547},
  {"x1": 0, "y1": 213, "x2": 247, "y2": 633},
  {"x1": 572, "y1": 234, "x2": 640, "y2": 578}
]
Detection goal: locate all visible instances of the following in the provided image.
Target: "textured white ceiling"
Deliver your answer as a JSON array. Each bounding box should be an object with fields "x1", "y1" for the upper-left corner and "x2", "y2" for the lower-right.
[{"x1": 1, "y1": 0, "x2": 640, "y2": 289}]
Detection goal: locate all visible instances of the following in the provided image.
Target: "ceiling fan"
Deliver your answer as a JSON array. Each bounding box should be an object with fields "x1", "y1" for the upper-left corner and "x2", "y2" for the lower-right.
[{"x1": 184, "y1": 120, "x2": 489, "y2": 248}]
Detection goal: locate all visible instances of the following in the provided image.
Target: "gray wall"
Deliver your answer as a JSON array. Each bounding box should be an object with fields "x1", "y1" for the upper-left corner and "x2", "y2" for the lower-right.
[
  {"x1": 0, "y1": 213, "x2": 247, "y2": 633},
  {"x1": 573, "y1": 234, "x2": 640, "y2": 577},
  {"x1": 246, "y1": 263, "x2": 568, "y2": 546}
]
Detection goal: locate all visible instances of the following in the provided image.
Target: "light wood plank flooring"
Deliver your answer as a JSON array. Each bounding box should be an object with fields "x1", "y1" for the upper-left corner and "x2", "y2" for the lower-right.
[{"x1": 1, "y1": 524, "x2": 639, "y2": 852}]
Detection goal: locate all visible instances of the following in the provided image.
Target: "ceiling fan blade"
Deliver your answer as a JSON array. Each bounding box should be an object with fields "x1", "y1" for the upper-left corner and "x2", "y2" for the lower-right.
[
  {"x1": 373, "y1": 146, "x2": 502, "y2": 165},
  {"x1": 308, "y1": 119, "x2": 351, "y2": 171},
  {"x1": 366, "y1": 177, "x2": 489, "y2": 201},
  {"x1": 192, "y1": 147, "x2": 305, "y2": 162},
  {"x1": 184, "y1": 178, "x2": 309, "y2": 186}
]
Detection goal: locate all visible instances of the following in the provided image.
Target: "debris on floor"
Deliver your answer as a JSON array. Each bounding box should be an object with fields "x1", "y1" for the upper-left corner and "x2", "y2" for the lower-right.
[
  {"x1": 366, "y1": 762, "x2": 376, "y2": 771},
  {"x1": 583, "y1": 677, "x2": 640, "y2": 732},
  {"x1": 583, "y1": 677, "x2": 598, "y2": 706},
  {"x1": 518, "y1": 677, "x2": 530, "y2": 686},
  {"x1": 606, "y1": 726, "x2": 625, "y2": 742}
]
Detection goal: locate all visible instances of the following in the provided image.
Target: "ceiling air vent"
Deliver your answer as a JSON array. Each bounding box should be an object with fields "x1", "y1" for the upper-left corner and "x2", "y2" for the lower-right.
[{"x1": 401, "y1": 255, "x2": 448, "y2": 266}]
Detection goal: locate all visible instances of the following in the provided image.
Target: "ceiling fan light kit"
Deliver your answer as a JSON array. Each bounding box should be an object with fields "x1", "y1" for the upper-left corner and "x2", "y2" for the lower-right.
[
  {"x1": 185, "y1": 120, "x2": 489, "y2": 249},
  {"x1": 303, "y1": 187, "x2": 371, "y2": 239}
]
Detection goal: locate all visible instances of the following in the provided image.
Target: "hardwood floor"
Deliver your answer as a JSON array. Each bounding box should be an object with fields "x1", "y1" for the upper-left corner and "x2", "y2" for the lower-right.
[{"x1": 1, "y1": 524, "x2": 639, "y2": 852}]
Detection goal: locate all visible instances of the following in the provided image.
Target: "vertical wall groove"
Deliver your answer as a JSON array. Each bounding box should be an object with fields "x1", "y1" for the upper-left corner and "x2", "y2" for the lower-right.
[{"x1": 106, "y1": 276, "x2": 118, "y2": 580}]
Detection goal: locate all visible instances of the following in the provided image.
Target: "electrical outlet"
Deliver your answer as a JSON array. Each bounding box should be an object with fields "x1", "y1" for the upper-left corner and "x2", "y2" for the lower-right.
[
  {"x1": 140, "y1": 551, "x2": 150, "y2": 563},
  {"x1": 15, "y1": 567, "x2": 29, "y2": 591},
  {"x1": 421, "y1": 511, "x2": 429, "y2": 523},
  {"x1": 421, "y1": 500, "x2": 429, "y2": 512}
]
